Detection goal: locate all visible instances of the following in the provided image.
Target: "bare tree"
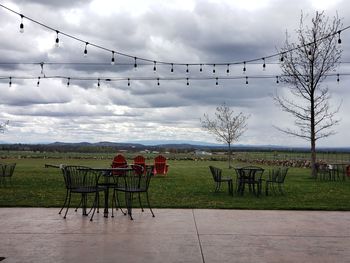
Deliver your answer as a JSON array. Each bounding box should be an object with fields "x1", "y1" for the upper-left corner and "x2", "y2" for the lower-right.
[
  {"x1": 201, "y1": 103, "x2": 249, "y2": 168},
  {"x1": 275, "y1": 11, "x2": 342, "y2": 178},
  {"x1": 0, "y1": 120, "x2": 9, "y2": 133}
]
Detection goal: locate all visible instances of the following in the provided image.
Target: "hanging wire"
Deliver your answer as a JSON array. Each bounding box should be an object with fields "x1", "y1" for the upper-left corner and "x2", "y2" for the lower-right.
[{"x1": 1, "y1": 3, "x2": 349, "y2": 70}]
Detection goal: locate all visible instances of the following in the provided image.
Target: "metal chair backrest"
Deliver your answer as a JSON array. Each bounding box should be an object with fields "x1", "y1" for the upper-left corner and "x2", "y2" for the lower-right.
[
  {"x1": 209, "y1": 166, "x2": 222, "y2": 182},
  {"x1": 62, "y1": 166, "x2": 98, "y2": 191},
  {"x1": 277, "y1": 167, "x2": 288, "y2": 183},
  {"x1": 1, "y1": 163, "x2": 16, "y2": 177},
  {"x1": 119, "y1": 165, "x2": 153, "y2": 192}
]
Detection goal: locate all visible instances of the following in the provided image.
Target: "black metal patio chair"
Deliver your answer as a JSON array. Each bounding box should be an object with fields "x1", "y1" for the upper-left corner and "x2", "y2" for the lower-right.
[
  {"x1": 113, "y1": 165, "x2": 155, "y2": 220},
  {"x1": 0, "y1": 163, "x2": 16, "y2": 186},
  {"x1": 61, "y1": 166, "x2": 105, "y2": 221},
  {"x1": 209, "y1": 166, "x2": 233, "y2": 196},
  {"x1": 265, "y1": 167, "x2": 289, "y2": 195}
]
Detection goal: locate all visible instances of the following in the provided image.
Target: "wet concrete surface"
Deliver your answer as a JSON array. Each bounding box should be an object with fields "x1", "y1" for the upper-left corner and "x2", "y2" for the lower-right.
[{"x1": 0, "y1": 208, "x2": 350, "y2": 262}]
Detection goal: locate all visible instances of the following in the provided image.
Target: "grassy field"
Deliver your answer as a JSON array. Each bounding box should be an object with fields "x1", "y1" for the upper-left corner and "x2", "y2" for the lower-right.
[{"x1": 1, "y1": 157, "x2": 350, "y2": 210}]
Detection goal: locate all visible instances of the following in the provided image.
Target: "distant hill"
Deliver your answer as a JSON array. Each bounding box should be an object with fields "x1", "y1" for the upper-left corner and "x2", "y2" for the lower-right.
[{"x1": 1, "y1": 141, "x2": 350, "y2": 153}]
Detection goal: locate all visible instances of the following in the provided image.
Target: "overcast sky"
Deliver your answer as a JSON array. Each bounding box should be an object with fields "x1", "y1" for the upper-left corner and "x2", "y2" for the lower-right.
[{"x1": 0, "y1": 0, "x2": 349, "y2": 147}]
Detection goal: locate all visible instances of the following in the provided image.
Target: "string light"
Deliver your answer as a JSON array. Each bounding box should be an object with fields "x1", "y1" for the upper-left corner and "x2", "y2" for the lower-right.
[
  {"x1": 243, "y1": 61, "x2": 246, "y2": 74},
  {"x1": 55, "y1": 30, "x2": 59, "y2": 48},
  {"x1": 153, "y1": 61, "x2": 157, "y2": 72},
  {"x1": 2, "y1": 73, "x2": 350, "y2": 89},
  {"x1": 171, "y1": 63, "x2": 174, "y2": 73},
  {"x1": 84, "y1": 42, "x2": 88, "y2": 57},
  {"x1": 213, "y1": 64, "x2": 216, "y2": 74},
  {"x1": 111, "y1": 51, "x2": 115, "y2": 65},
  {"x1": 226, "y1": 64, "x2": 230, "y2": 74},
  {"x1": 19, "y1": 14, "x2": 24, "y2": 33},
  {"x1": 262, "y1": 58, "x2": 266, "y2": 71},
  {"x1": 37, "y1": 76, "x2": 40, "y2": 87},
  {"x1": 1, "y1": 4, "x2": 349, "y2": 71},
  {"x1": 186, "y1": 64, "x2": 189, "y2": 74}
]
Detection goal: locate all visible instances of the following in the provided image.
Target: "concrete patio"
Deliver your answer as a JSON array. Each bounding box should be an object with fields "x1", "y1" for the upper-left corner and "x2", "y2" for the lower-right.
[{"x1": 0, "y1": 208, "x2": 350, "y2": 262}]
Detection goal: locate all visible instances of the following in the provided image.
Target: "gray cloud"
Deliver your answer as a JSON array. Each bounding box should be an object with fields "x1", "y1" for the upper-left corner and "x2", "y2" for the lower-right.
[{"x1": 0, "y1": 0, "x2": 349, "y2": 145}]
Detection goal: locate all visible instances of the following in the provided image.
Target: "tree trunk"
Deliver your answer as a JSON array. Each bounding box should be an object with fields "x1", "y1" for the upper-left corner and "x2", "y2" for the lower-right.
[
  {"x1": 310, "y1": 87, "x2": 317, "y2": 178},
  {"x1": 228, "y1": 142, "x2": 232, "y2": 168}
]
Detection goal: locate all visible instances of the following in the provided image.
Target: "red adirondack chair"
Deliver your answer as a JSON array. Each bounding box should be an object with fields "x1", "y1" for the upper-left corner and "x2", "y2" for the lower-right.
[
  {"x1": 154, "y1": 155, "x2": 169, "y2": 176},
  {"x1": 111, "y1": 154, "x2": 128, "y2": 175},
  {"x1": 133, "y1": 155, "x2": 146, "y2": 174}
]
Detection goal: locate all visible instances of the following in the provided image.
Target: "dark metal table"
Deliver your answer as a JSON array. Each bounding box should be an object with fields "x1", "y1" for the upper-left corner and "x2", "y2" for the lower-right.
[{"x1": 235, "y1": 166, "x2": 264, "y2": 197}]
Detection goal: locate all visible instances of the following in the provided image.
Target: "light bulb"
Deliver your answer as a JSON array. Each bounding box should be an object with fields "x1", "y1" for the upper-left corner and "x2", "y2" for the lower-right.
[
  {"x1": 186, "y1": 64, "x2": 189, "y2": 74},
  {"x1": 9, "y1": 77, "x2": 12, "y2": 87},
  {"x1": 262, "y1": 58, "x2": 266, "y2": 71},
  {"x1": 97, "y1": 78, "x2": 100, "y2": 88},
  {"x1": 84, "y1": 42, "x2": 88, "y2": 57},
  {"x1": 280, "y1": 53, "x2": 284, "y2": 62},
  {"x1": 245, "y1": 76, "x2": 248, "y2": 85},
  {"x1": 67, "y1": 78, "x2": 70, "y2": 87},
  {"x1": 226, "y1": 64, "x2": 230, "y2": 75},
  {"x1": 37, "y1": 77, "x2": 40, "y2": 87},
  {"x1": 276, "y1": 76, "x2": 279, "y2": 84},
  {"x1": 243, "y1": 61, "x2": 246, "y2": 74},
  {"x1": 55, "y1": 31, "x2": 59, "y2": 48},
  {"x1": 338, "y1": 31, "x2": 342, "y2": 44},
  {"x1": 186, "y1": 78, "x2": 189, "y2": 86},
  {"x1": 171, "y1": 63, "x2": 174, "y2": 73},
  {"x1": 128, "y1": 78, "x2": 130, "y2": 86},
  {"x1": 200, "y1": 64, "x2": 203, "y2": 72},
  {"x1": 111, "y1": 51, "x2": 115, "y2": 65},
  {"x1": 153, "y1": 61, "x2": 157, "y2": 72},
  {"x1": 157, "y1": 78, "x2": 160, "y2": 86},
  {"x1": 213, "y1": 64, "x2": 216, "y2": 74},
  {"x1": 215, "y1": 77, "x2": 218, "y2": 86},
  {"x1": 19, "y1": 15, "x2": 24, "y2": 33}
]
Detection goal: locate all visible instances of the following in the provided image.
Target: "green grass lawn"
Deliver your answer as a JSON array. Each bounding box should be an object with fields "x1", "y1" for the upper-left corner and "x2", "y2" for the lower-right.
[{"x1": 1, "y1": 158, "x2": 350, "y2": 210}]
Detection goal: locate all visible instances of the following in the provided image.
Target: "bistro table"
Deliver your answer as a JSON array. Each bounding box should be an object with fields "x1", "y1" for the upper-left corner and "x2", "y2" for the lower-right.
[
  {"x1": 234, "y1": 166, "x2": 265, "y2": 197},
  {"x1": 79, "y1": 167, "x2": 136, "y2": 218}
]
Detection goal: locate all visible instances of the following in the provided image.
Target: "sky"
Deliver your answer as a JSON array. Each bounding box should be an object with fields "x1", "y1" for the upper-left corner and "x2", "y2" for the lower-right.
[{"x1": 0, "y1": 0, "x2": 349, "y2": 147}]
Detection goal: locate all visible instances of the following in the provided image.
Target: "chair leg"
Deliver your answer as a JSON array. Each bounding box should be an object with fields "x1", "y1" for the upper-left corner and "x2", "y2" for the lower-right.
[
  {"x1": 114, "y1": 190, "x2": 126, "y2": 215},
  {"x1": 215, "y1": 181, "x2": 221, "y2": 193},
  {"x1": 75, "y1": 197, "x2": 83, "y2": 212},
  {"x1": 228, "y1": 181, "x2": 233, "y2": 196},
  {"x1": 265, "y1": 182, "x2": 269, "y2": 196},
  {"x1": 90, "y1": 192, "x2": 99, "y2": 221},
  {"x1": 138, "y1": 193, "x2": 144, "y2": 212},
  {"x1": 145, "y1": 192, "x2": 155, "y2": 217},
  {"x1": 125, "y1": 192, "x2": 133, "y2": 220},
  {"x1": 59, "y1": 189, "x2": 69, "y2": 215},
  {"x1": 63, "y1": 192, "x2": 72, "y2": 219}
]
